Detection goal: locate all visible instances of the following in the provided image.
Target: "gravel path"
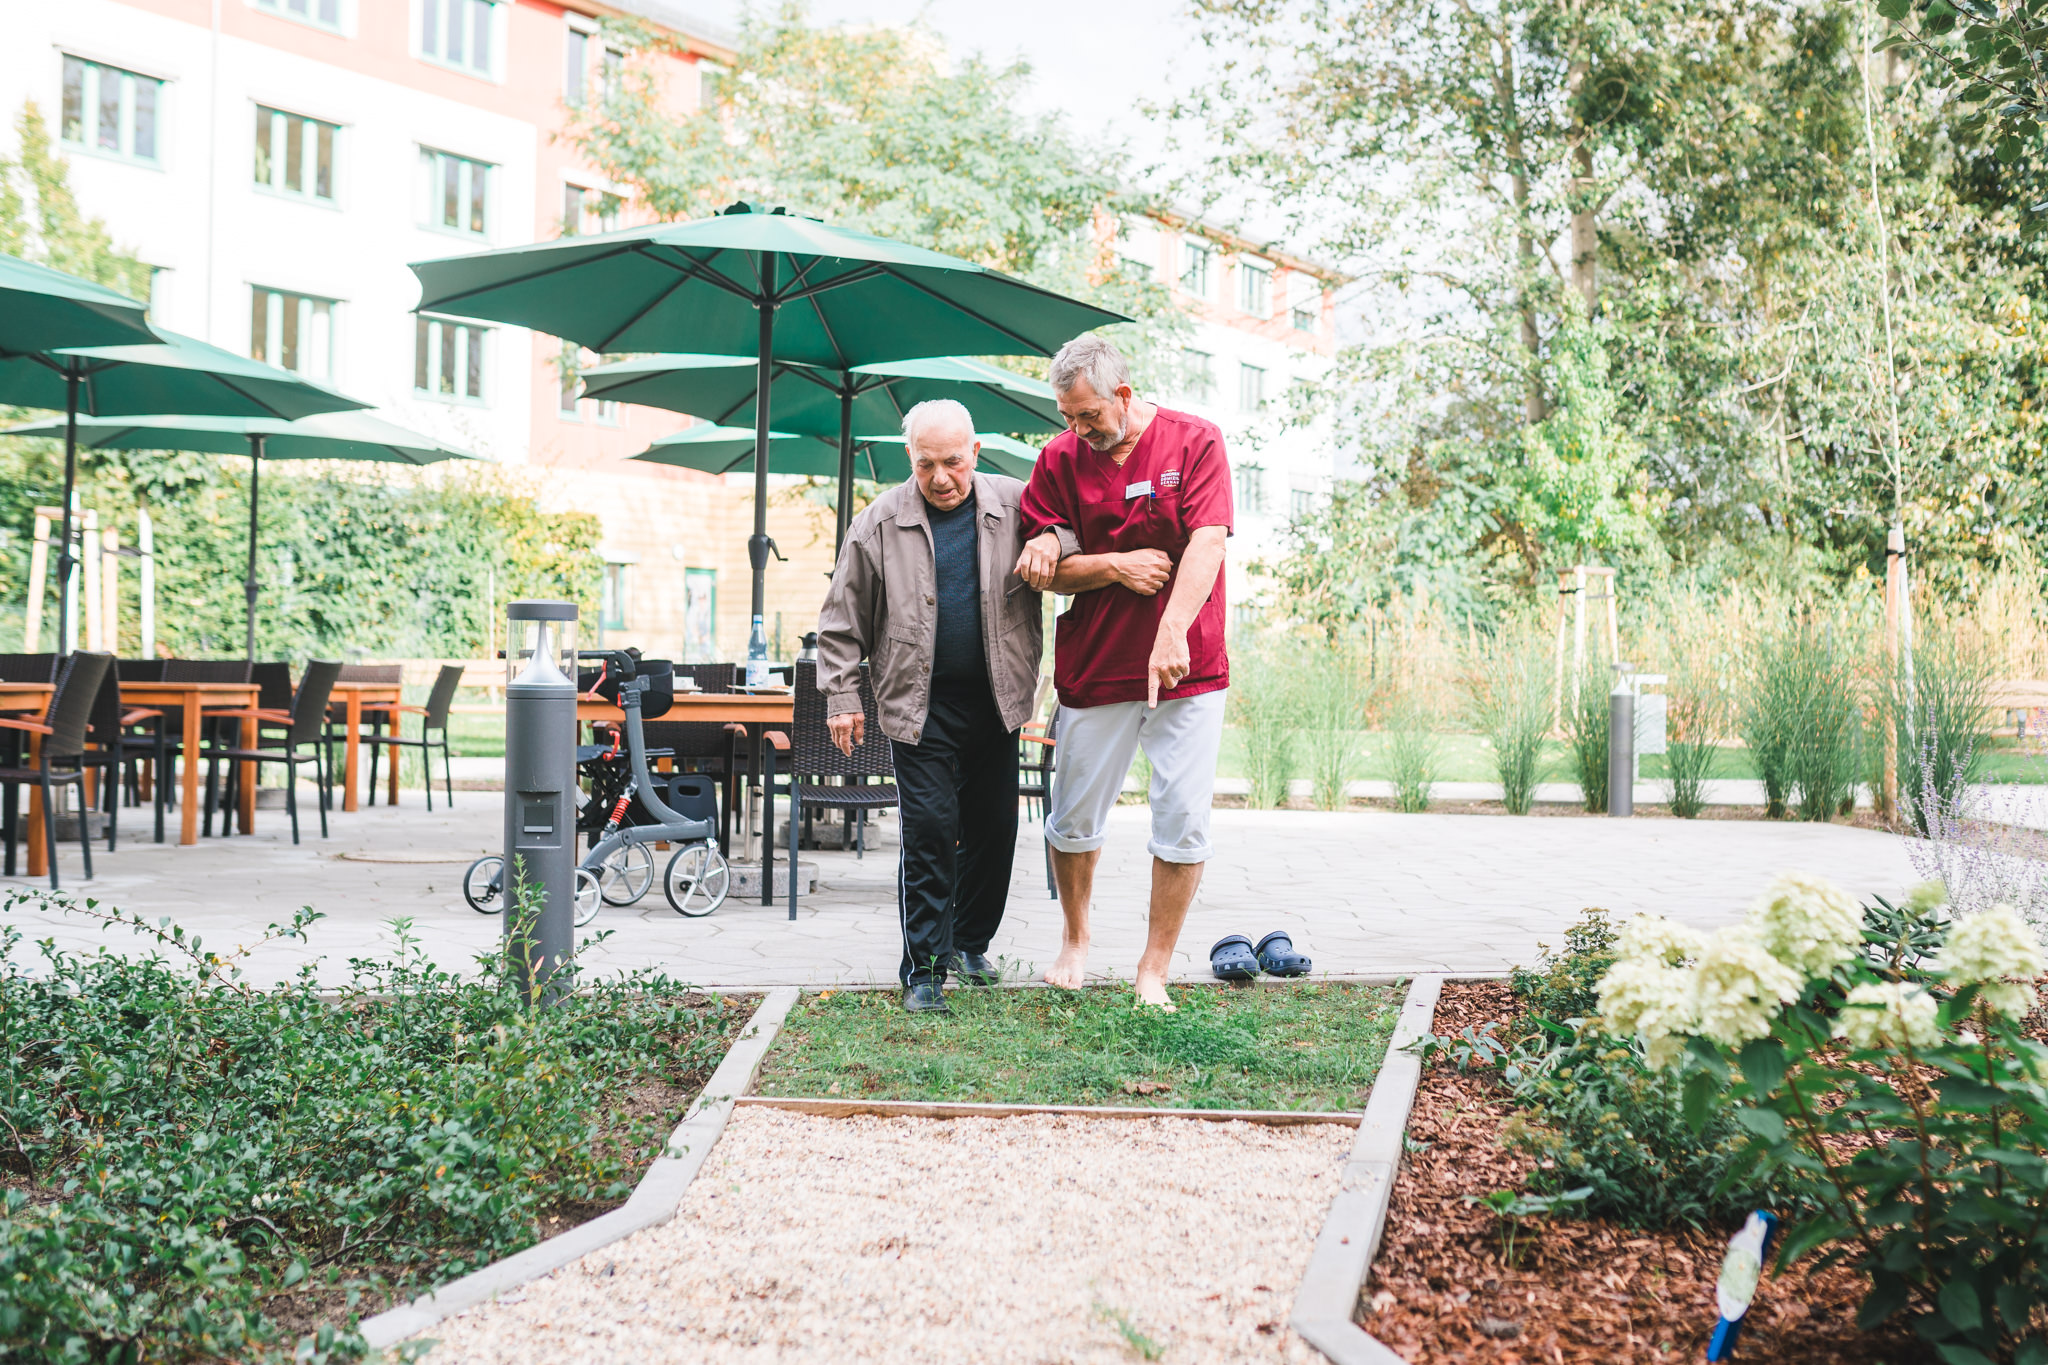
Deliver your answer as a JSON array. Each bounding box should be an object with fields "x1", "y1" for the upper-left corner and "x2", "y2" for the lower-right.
[{"x1": 420, "y1": 1106, "x2": 1350, "y2": 1364}]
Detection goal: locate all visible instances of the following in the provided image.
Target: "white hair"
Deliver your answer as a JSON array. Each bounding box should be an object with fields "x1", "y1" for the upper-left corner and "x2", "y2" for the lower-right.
[
  {"x1": 1048, "y1": 334, "x2": 1132, "y2": 399},
  {"x1": 900, "y1": 397, "x2": 975, "y2": 450}
]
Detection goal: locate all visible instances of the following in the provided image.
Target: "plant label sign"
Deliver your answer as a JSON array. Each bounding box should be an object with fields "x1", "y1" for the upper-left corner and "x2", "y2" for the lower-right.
[{"x1": 1706, "y1": 1210, "x2": 1779, "y2": 1361}]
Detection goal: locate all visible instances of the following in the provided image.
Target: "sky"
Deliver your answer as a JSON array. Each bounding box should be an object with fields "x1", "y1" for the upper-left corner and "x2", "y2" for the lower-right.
[{"x1": 683, "y1": 0, "x2": 1202, "y2": 185}]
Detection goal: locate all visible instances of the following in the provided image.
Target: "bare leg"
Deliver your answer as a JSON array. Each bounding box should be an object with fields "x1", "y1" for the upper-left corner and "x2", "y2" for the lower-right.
[
  {"x1": 1134, "y1": 857, "x2": 1204, "y2": 1009},
  {"x1": 1045, "y1": 847, "x2": 1099, "y2": 988}
]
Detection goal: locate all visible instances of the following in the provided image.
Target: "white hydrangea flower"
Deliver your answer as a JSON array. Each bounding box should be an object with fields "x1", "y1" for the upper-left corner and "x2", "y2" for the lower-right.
[
  {"x1": 1748, "y1": 872, "x2": 1864, "y2": 981},
  {"x1": 1615, "y1": 914, "x2": 1706, "y2": 968},
  {"x1": 1834, "y1": 981, "x2": 1942, "y2": 1051},
  {"x1": 1597, "y1": 957, "x2": 1699, "y2": 1067},
  {"x1": 1692, "y1": 924, "x2": 1804, "y2": 1048},
  {"x1": 1935, "y1": 904, "x2": 2046, "y2": 1018}
]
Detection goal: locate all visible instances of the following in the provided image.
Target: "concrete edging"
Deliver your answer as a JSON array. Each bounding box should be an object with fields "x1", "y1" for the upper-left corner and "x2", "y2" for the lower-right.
[
  {"x1": 358, "y1": 985, "x2": 802, "y2": 1351},
  {"x1": 1290, "y1": 974, "x2": 1444, "y2": 1365}
]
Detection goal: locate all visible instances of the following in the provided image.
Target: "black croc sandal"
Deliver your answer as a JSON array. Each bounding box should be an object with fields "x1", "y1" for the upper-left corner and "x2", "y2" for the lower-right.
[
  {"x1": 1210, "y1": 934, "x2": 1260, "y2": 981},
  {"x1": 1256, "y1": 930, "x2": 1312, "y2": 977}
]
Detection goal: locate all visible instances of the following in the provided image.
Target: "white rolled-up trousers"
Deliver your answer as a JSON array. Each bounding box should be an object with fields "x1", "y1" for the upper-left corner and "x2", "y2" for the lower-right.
[{"x1": 1045, "y1": 690, "x2": 1227, "y2": 865}]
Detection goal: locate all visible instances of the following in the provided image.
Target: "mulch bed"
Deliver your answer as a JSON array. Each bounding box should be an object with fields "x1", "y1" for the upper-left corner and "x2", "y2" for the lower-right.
[{"x1": 1361, "y1": 981, "x2": 1934, "y2": 1364}]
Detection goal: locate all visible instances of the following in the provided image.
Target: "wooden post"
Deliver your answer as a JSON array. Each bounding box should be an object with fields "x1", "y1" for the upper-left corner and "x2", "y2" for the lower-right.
[
  {"x1": 81, "y1": 509, "x2": 101, "y2": 652},
  {"x1": 102, "y1": 527, "x2": 121, "y2": 655},
  {"x1": 137, "y1": 509, "x2": 156, "y2": 657},
  {"x1": 1882, "y1": 526, "x2": 1903, "y2": 818},
  {"x1": 24, "y1": 511, "x2": 51, "y2": 653}
]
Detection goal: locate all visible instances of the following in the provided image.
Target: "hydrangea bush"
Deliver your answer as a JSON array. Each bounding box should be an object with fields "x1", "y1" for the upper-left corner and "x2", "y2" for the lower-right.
[{"x1": 1597, "y1": 875, "x2": 2048, "y2": 1362}]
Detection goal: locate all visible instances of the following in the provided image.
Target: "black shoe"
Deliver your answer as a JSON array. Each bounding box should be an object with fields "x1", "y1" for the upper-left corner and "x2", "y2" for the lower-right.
[
  {"x1": 951, "y1": 951, "x2": 999, "y2": 985},
  {"x1": 903, "y1": 981, "x2": 951, "y2": 1013}
]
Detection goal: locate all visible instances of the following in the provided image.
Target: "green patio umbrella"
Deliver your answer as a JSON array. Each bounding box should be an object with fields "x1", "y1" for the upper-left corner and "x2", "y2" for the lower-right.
[
  {"x1": 577, "y1": 353, "x2": 1062, "y2": 550},
  {"x1": 628, "y1": 424, "x2": 1038, "y2": 483},
  {"x1": 1, "y1": 408, "x2": 461, "y2": 660},
  {"x1": 410, "y1": 202, "x2": 1121, "y2": 656},
  {"x1": 0, "y1": 252, "x2": 157, "y2": 352},
  {"x1": 0, "y1": 327, "x2": 365, "y2": 656}
]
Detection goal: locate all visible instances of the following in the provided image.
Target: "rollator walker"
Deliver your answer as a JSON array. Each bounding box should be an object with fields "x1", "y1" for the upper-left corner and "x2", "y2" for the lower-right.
[{"x1": 463, "y1": 649, "x2": 731, "y2": 923}]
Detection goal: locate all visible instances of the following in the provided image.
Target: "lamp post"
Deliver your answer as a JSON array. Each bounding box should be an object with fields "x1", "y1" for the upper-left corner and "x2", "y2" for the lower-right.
[{"x1": 503, "y1": 600, "x2": 578, "y2": 1006}]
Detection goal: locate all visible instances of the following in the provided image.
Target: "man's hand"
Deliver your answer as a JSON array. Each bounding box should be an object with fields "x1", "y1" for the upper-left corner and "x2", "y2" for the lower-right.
[
  {"x1": 1114, "y1": 548, "x2": 1174, "y2": 597},
  {"x1": 1147, "y1": 620, "x2": 1192, "y2": 707},
  {"x1": 1014, "y1": 531, "x2": 1061, "y2": 591},
  {"x1": 827, "y1": 712, "x2": 864, "y2": 756}
]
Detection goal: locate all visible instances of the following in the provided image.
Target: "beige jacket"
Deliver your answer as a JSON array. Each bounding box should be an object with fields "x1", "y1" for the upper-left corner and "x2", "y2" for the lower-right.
[{"x1": 817, "y1": 472, "x2": 1045, "y2": 744}]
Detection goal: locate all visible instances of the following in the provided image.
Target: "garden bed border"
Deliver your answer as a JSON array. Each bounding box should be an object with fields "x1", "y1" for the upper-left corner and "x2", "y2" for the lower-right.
[
  {"x1": 1290, "y1": 973, "x2": 1444, "y2": 1365},
  {"x1": 736, "y1": 1095, "x2": 1364, "y2": 1125},
  {"x1": 357, "y1": 985, "x2": 800, "y2": 1351}
]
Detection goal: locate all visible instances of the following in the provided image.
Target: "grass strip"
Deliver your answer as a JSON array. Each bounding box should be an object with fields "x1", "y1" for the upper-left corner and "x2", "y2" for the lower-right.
[{"x1": 755, "y1": 981, "x2": 1401, "y2": 1112}]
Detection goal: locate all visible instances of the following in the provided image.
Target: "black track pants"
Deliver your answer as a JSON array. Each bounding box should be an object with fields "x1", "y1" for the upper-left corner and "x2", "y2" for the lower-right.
[{"x1": 890, "y1": 691, "x2": 1019, "y2": 986}]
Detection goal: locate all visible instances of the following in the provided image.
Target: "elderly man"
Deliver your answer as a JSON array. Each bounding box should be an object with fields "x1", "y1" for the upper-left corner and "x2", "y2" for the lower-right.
[
  {"x1": 817, "y1": 398, "x2": 1046, "y2": 1013},
  {"x1": 1012, "y1": 335, "x2": 1233, "y2": 1009}
]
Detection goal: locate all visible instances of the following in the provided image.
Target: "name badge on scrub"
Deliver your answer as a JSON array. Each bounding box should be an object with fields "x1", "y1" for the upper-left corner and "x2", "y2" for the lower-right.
[{"x1": 1124, "y1": 480, "x2": 1154, "y2": 499}]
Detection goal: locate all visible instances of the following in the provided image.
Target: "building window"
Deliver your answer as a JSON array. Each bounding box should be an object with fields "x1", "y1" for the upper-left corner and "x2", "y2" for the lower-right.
[
  {"x1": 601, "y1": 46, "x2": 625, "y2": 102},
  {"x1": 254, "y1": 107, "x2": 337, "y2": 202},
  {"x1": 1182, "y1": 349, "x2": 1215, "y2": 404},
  {"x1": 1292, "y1": 298, "x2": 1318, "y2": 332},
  {"x1": 565, "y1": 25, "x2": 589, "y2": 106},
  {"x1": 256, "y1": 0, "x2": 342, "y2": 28},
  {"x1": 1291, "y1": 488, "x2": 1316, "y2": 520},
  {"x1": 61, "y1": 56, "x2": 162, "y2": 164},
  {"x1": 1236, "y1": 464, "x2": 1267, "y2": 515},
  {"x1": 421, "y1": 0, "x2": 497, "y2": 77},
  {"x1": 415, "y1": 314, "x2": 487, "y2": 402},
  {"x1": 600, "y1": 562, "x2": 629, "y2": 630},
  {"x1": 251, "y1": 287, "x2": 336, "y2": 379},
  {"x1": 420, "y1": 148, "x2": 491, "y2": 237},
  {"x1": 562, "y1": 184, "x2": 622, "y2": 236},
  {"x1": 1238, "y1": 260, "x2": 1271, "y2": 316},
  {"x1": 697, "y1": 63, "x2": 723, "y2": 112},
  {"x1": 558, "y1": 343, "x2": 581, "y2": 415},
  {"x1": 684, "y1": 568, "x2": 718, "y2": 659},
  {"x1": 594, "y1": 397, "x2": 620, "y2": 425},
  {"x1": 1181, "y1": 241, "x2": 1213, "y2": 299},
  {"x1": 146, "y1": 266, "x2": 170, "y2": 319},
  {"x1": 1238, "y1": 362, "x2": 1266, "y2": 412}
]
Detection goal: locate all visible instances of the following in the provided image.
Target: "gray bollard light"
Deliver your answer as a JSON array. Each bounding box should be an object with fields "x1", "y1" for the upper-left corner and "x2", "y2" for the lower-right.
[
  {"x1": 503, "y1": 600, "x2": 578, "y2": 1006},
  {"x1": 1608, "y1": 665, "x2": 1634, "y2": 818}
]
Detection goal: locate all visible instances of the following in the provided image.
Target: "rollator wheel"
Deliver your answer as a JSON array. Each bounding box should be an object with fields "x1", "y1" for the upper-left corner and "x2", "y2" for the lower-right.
[
  {"x1": 573, "y1": 867, "x2": 604, "y2": 928},
  {"x1": 598, "y1": 842, "x2": 656, "y2": 905},
  {"x1": 463, "y1": 855, "x2": 505, "y2": 913},
  {"x1": 665, "y1": 843, "x2": 730, "y2": 918}
]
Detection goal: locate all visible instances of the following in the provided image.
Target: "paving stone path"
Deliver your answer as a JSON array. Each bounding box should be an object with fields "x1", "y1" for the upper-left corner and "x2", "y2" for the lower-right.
[{"x1": 0, "y1": 795, "x2": 1924, "y2": 988}]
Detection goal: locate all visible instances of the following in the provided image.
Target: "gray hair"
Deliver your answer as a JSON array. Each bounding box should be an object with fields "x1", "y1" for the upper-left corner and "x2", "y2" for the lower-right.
[
  {"x1": 1048, "y1": 334, "x2": 1132, "y2": 399},
  {"x1": 900, "y1": 397, "x2": 975, "y2": 450}
]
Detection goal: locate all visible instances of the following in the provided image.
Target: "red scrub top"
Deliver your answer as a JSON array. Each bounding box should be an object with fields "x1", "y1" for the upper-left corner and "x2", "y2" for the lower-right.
[{"x1": 1021, "y1": 406, "x2": 1234, "y2": 709}]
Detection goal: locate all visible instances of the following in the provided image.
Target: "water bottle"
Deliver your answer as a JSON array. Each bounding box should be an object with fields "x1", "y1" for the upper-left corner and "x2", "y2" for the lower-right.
[{"x1": 746, "y1": 613, "x2": 769, "y2": 688}]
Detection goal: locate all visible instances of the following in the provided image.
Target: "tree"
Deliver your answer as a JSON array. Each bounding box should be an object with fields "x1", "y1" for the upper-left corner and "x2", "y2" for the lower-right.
[{"x1": 569, "y1": 3, "x2": 1186, "y2": 382}]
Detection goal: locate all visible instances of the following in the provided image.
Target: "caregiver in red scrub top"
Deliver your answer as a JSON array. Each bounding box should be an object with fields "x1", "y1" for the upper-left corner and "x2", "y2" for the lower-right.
[{"x1": 1011, "y1": 335, "x2": 1233, "y2": 1010}]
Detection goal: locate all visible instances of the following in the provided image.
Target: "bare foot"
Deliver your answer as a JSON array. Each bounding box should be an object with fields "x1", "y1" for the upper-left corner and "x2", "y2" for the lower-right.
[
  {"x1": 1044, "y1": 939, "x2": 1090, "y2": 989},
  {"x1": 1133, "y1": 973, "x2": 1177, "y2": 1011}
]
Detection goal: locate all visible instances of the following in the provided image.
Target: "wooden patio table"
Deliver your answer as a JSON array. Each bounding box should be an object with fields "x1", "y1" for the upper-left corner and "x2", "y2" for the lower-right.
[
  {"x1": 331, "y1": 681, "x2": 405, "y2": 811},
  {"x1": 118, "y1": 681, "x2": 262, "y2": 847}
]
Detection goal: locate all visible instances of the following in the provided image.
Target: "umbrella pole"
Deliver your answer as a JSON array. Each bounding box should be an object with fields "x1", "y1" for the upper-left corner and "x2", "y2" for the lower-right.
[
  {"x1": 749, "y1": 255, "x2": 778, "y2": 626},
  {"x1": 835, "y1": 386, "x2": 855, "y2": 556},
  {"x1": 54, "y1": 362, "x2": 80, "y2": 657},
  {"x1": 244, "y1": 435, "x2": 263, "y2": 663}
]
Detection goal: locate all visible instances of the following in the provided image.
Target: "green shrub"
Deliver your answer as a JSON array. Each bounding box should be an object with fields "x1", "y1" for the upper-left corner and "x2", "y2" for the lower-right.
[
  {"x1": 1383, "y1": 690, "x2": 1441, "y2": 813},
  {"x1": 1742, "y1": 622, "x2": 1864, "y2": 821},
  {"x1": 1470, "y1": 632, "x2": 1551, "y2": 815},
  {"x1": 1662, "y1": 659, "x2": 1728, "y2": 820},
  {"x1": 1597, "y1": 875, "x2": 2048, "y2": 1356},
  {"x1": 1230, "y1": 645, "x2": 1299, "y2": 809},
  {"x1": 1561, "y1": 663, "x2": 1610, "y2": 813},
  {"x1": 1301, "y1": 642, "x2": 1370, "y2": 811},
  {"x1": 1504, "y1": 1034, "x2": 1784, "y2": 1230},
  {"x1": 1509, "y1": 908, "x2": 1618, "y2": 1022},
  {"x1": 1880, "y1": 628, "x2": 1992, "y2": 837},
  {"x1": 0, "y1": 894, "x2": 741, "y2": 1362}
]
